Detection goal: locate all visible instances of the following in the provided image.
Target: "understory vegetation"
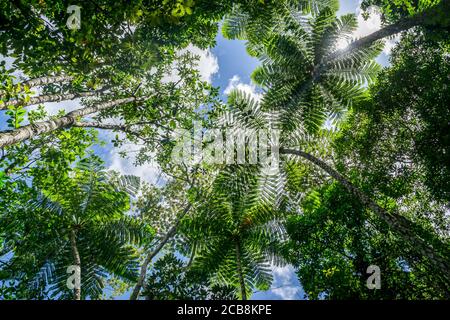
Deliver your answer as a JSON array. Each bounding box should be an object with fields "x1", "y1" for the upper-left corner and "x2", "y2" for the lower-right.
[{"x1": 0, "y1": 0, "x2": 449, "y2": 300}]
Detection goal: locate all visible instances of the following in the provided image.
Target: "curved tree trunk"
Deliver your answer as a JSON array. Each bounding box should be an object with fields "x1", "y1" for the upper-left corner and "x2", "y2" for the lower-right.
[
  {"x1": 130, "y1": 203, "x2": 192, "y2": 300},
  {"x1": 280, "y1": 148, "x2": 450, "y2": 286},
  {"x1": 235, "y1": 239, "x2": 247, "y2": 300},
  {"x1": 70, "y1": 229, "x2": 81, "y2": 301},
  {"x1": 0, "y1": 97, "x2": 138, "y2": 148},
  {"x1": 334, "y1": 0, "x2": 449, "y2": 60}
]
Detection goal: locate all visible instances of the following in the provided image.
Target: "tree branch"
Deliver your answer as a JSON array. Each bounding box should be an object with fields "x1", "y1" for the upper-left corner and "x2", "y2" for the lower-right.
[
  {"x1": 129, "y1": 202, "x2": 193, "y2": 300},
  {"x1": 0, "y1": 75, "x2": 73, "y2": 100},
  {"x1": 300, "y1": 0, "x2": 450, "y2": 97},
  {"x1": 0, "y1": 90, "x2": 106, "y2": 110}
]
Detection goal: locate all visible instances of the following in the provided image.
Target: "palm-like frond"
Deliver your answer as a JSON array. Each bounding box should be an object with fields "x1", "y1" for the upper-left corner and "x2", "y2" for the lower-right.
[
  {"x1": 326, "y1": 60, "x2": 381, "y2": 85},
  {"x1": 109, "y1": 174, "x2": 142, "y2": 197}
]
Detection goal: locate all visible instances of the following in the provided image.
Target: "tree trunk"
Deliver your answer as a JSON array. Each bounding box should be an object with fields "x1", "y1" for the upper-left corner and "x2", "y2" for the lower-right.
[
  {"x1": 130, "y1": 203, "x2": 192, "y2": 300},
  {"x1": 280, "y1": 148, "x2": 450, "y2": 286},
  {"x1": 0, "y1": 97, "x2": 138, "y2": 148},
  {"x1": 70, "y1": 229, "x2": 81, "y2": 301},
  {"x1": 74, "y1": 122, "x2": 128, "y2": 131},
  {"x1": 0, "y1": 75, "x2": 73, "y2": 98},
  {"x1": 325, "y1": 16, "x2": 419, "y2": 63},
  {"x1": 235, "y1": 239, "x2": 247, "y2": 300},
  {"x1": 309, "y1": 0, "x2": 450, "y2": 86},
  {"x1": 0, "y1": 91, "x2": 102, "y2": 110}
]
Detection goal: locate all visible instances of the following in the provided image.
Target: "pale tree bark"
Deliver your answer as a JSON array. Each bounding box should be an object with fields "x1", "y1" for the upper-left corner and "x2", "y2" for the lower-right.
[
  {"x1": 280, "y1": 148, "x2": 450, "y2": 287},
  {"x1": 0, "y1": 91, "x2": 103, "y2": 110},
  {"x1": 130, "y1": 203, "x2": 192, "y2": 300},
  {"x1": 0, "y1": 97, "x2": 139, "y2": 148},
  {"x1": 235, "y1": 239, "x2": 247, "y2": 300},
  {"x1": 70, "y1": 229, "x2": 81, "y2": 301},
  {"x1": 73, "y1": 121, "x2": 167, "y2": 145},
  {"x1": 74, "y1": 120, "x2": 170, "y2": 134},
  {"x1": 308, "y1": 0, "x2": 450, "y2": 87}
]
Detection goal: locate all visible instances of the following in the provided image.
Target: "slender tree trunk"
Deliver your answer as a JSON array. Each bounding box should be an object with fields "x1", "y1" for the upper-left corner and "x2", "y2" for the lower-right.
[
  {"x1": 73, "y1": 121, "x2": 169, "y2": 143},
  {"x1": 280, "y1": 148, "x2": 450, "y2": 286},
  {"x1": 309, "y1": 0, "x2": 450, "y2": 86},
  {"x1": 130, "y1": 203, "x2": 192, "y2": 300},
  {"x1": 330, "y1": 0, "x2": 449, "y2": 62},
  {"x1": 70, "y1": 229, "x2": 81, "y2": 301},
  {"x1": 0, "y1": 91, "x2": 103, "y2": 110},
  {"x1": 74, "y1": 122, "x2": 128, "y2": 131},
  {"x1": 21, "y1": 75, "x2": 73, "y2": 89},
  {"x1": 0, "y1": 75, "x2": 73, "y2": 98},
  {"x1": 0, "y1": 97, "x2": 138, "y2": 148},
  {"x1": 235, "y1": 239, "x2": 247, "y2": 300}
]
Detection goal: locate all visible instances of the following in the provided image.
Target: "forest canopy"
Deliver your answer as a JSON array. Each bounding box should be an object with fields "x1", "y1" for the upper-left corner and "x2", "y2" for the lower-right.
[{"x1": 0, "y1": 0, "x2": 449, "y2": 300}]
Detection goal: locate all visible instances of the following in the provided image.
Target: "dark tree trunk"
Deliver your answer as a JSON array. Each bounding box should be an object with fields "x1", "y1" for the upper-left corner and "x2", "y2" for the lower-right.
[{"x1": 130, "y1": 204, "x2": 192, "y2": 300}]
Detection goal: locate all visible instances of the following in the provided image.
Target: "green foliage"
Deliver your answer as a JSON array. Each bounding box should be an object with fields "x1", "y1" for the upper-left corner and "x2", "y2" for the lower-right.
[
  {"x1": 182, "y1": 166, "x2": 287, "y2": 299},
  {"x1": 285, "y1": 183, "x2": 449, "y2": 299},
  {"x1": 0, "y1": 170, "x2": 6, "y2": 189},
  {"x1": 361, "y1": 0, "x2": 441, "y2": 22},
  {"x1": 5, "y1": 106, "x2": 26, "y2": 129},
  {"x1": 0, "y1": 156, "x2": 153, "y2": 299},
  {"x1": 339, "y1": 31, "x2": 450, "y2": 202},
  {"x1": 143, "y1": 253, "x2": 236, "y2": 300},
  {"x1": 1, "y1": 0, "x2": 450, "y2": 301}
]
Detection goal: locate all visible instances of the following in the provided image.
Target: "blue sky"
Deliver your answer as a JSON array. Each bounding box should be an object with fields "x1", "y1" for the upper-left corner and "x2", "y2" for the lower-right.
[{"x1": 1, "y1": 0, "x2": 396, "y2": 300}]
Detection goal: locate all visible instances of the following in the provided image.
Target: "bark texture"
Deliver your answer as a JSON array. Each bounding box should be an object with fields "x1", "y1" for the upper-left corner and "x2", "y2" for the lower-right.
[
  {"x1": 0, "y1": 91, "x2": 101, "y2": 110},
  {"x1": 235, "y1": 239, "x2": 247, "y2": 300}
]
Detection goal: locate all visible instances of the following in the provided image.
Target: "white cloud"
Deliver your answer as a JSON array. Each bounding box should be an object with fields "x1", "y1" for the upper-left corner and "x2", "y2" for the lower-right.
[
  {"x1": 97, "y1": 129, "x2": 164, "y2": 185},
  {"x1": 354, "y1": 7, "x2": 382, "y2": 38},
  {"x1": 224, "y1": 75, "x2": 262, "y2": 101},
  {"x1": 102, "y1": 46, "x2": 216, "y2": 184},
  {"x1": 271, "y1": 286, "x2": 301, "y2": 300}
]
